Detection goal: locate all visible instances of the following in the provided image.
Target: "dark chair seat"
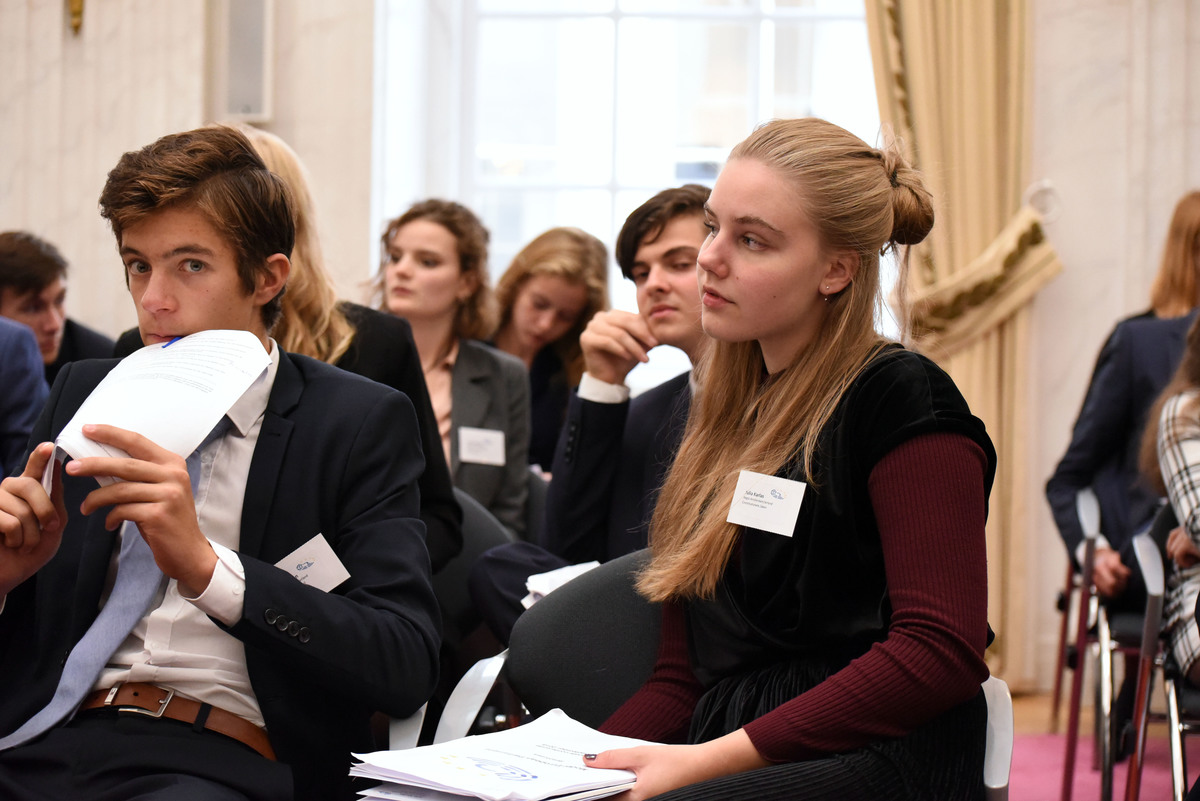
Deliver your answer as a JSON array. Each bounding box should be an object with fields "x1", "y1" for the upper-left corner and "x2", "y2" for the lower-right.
[{"x1": 506, "y1": 549, "x2": 659, "y2": 728}]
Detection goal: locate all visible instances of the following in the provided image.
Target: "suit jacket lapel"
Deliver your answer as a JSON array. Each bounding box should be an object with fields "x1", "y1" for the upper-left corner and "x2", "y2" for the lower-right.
[
  {"x1": 450, "y1": 345, "x2": 493, "y2": 472},
  {"x1": 239, "y1": 350, "x2": 301, "y2": 558}
]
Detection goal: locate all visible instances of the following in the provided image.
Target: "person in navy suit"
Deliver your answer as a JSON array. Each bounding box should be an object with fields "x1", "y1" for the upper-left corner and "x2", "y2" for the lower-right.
[
  {"x1": 0, "y1": 126, "x2": 439, "y2": 801},
  {"x1": 0, "y1": 317, "x2": 47, "y2": 477},
  {"x1": 1046, "y1": 190, "x2": 1200, "y2": 755},
  {"x1": 469, "y1": 185, "x2": 710, "y2": 643}
]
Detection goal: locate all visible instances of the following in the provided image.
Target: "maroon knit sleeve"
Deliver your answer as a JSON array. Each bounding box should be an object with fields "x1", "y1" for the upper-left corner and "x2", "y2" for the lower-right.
[
  {"x1": 742, "y1": 432, "x2": 991, "y2": 762},
  {"x1": 599, "y1": 598, "x2": 703, "y2": 743}
]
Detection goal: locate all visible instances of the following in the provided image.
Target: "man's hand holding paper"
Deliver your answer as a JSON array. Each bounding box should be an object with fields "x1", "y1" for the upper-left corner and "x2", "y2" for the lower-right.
[
  {"x1": 67, "y1": 424, "x2": 216, "y2": 596},
  {"x1": 2, "y1": 330, "x2": 269, "y2": 600}
]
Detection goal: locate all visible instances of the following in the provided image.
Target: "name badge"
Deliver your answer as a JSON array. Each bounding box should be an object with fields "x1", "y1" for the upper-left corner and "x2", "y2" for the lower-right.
[
  {"x1": 274, "y1": 534, "x2": 350, "y2": 592},
  {"x1": 726, "y1": 470, "x2": 806, "y2": 537},
  {"x1": 459, "y1": 426, "x2": 506, "y2": 466}
]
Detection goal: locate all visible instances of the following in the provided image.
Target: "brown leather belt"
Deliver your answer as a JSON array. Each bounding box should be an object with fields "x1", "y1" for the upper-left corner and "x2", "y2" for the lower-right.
[{"x1": 79, "y1": 682, "x2": 275, "y2": 761}]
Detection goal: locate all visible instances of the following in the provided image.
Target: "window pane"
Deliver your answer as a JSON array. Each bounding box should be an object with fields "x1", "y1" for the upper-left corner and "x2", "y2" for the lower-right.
[
  {"x1": 480, "y1": 0, "x2": 613, "y2": 11},
  {"x1": 615, "y1": 18, "x2": 751, "y2": 186},
  {"x1": 620, "y1": 0, "x2": 751, "y2": 10},
  {"x1": 772, "y1": 20, "x2": 879, "y2": 145},
  {"x1": 773, "y1": 0, "x2": 864, "y2": 11},
  {"x1": 473, "y1": 189, "x2": 614, "y2": 284},
  {"x1": 475, "y1": 18, "x2": 615, "y2": 186}
]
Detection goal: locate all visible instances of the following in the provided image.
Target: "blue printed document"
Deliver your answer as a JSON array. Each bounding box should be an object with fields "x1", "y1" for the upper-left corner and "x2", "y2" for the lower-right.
[{"x1": 351, "y1": 709, "x2": 648, "y2": 801}]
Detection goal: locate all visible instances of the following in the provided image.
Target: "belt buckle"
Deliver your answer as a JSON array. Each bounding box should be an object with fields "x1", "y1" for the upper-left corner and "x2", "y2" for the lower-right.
[{"x1": 106, "y1": 684, "x2": 175, "y2": 719}]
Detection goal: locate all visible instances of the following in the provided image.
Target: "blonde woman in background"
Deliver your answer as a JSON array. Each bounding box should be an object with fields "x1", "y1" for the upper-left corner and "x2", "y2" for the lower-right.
[
  {"x1": 113, "y1": 124, "x2": 463, "y2": 570},
  {"x1": 379, "y1": 200, "x2": 530, "y2": 538},
  {"x1": 492, "y1": 227, "x2": 608, "y2": 470}
]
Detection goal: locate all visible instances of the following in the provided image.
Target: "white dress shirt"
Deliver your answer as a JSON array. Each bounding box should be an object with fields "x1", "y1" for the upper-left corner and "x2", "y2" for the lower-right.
[{"x1": 96, "y1": 342, "x2": 280, "y2": 727}]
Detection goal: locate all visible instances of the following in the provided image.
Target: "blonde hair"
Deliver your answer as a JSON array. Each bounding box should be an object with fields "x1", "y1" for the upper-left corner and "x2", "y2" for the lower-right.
[
  {"x1": 494, "y1": 227, "x2": 609, "y2": 383},
  {"x1": 236, "y1": 124, "x2": 355, "y2": 363},
  {"x1": 1149, "y1": 191, "x2": 1200, "y2": 318},
  {"x1": 638, "y1": 117, "x2": 934, "y2": 601},
  {"x1": 375, "y1": 199, "x2": 496, "y2": 340}
]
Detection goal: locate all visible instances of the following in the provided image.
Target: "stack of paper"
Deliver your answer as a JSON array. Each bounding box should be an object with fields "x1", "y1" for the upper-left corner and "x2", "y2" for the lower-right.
[
  {"x1": 521, "y1": 562, "x2": 600, "y2": 610},
  {"x1": 351, "y1": 709, "x2": 648, "y2": 801}
]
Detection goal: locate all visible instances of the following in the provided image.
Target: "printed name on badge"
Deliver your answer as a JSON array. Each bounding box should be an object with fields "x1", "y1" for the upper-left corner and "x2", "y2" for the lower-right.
[
  {"x1": 459, "y1": 426, "x2": 506, "y2": 466},
  {"x1": 726, "y1": 470, "x2": 806, "y2": 537}
]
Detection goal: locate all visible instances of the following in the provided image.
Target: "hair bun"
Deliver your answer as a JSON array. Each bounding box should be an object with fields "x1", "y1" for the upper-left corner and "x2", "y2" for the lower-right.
[{"x1": 879, "y1": 150, "x2": 934, "y2": 247}]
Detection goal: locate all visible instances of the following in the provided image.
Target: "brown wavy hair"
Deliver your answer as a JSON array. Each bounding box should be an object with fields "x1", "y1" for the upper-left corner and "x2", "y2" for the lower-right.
[
  {"x1": 98, "y1": 125, "x2": 294, "y2": 331},
  {"x1": 637, "y1": 117, "x2": 935, "y2": 602},
  {"x1": 375, "y1": 199, "x2": 495, "y2": 340},
  {"x1": 494, "y1": 227, "x2": 609, "y2": 384}
]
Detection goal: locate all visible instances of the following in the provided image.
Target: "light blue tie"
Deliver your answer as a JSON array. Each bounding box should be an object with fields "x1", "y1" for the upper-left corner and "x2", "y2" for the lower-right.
[{"x1": 0, "y1": 421, "x2": 226, "y2": 750}]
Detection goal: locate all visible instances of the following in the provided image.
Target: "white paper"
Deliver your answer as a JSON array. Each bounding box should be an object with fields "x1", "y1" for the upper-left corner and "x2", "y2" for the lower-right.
[
  {"x1": 725, "y1": 470, "x2": 806, "y2": 537},
  {"x1": 459, "y1": 427, "x2": 506, "y2": 466},
  {"x1": 520, "y1": 562, "x2": 600, "y2": 610},
  {"x1": 42, "y1": 330, "x2": 270, "y2": 491},
  {"x1": 351, "y1": 709, "x2": 648, "y2": 801},
  {"x1": 274, "y1": 533, "x2": 350, "y2": 592}
]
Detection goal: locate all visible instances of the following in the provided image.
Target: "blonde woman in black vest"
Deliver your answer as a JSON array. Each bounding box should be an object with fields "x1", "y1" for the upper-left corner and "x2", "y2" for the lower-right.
[{"x1": 586, "y1": 118, "x2": 995, "y2": 800}]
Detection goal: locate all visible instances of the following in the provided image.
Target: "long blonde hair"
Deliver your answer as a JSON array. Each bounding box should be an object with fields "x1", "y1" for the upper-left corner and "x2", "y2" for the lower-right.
[
  {"x1": 1149, "y1": 191, "x2": 1200, "y2": 318},
  {"x1": 638, "y1": 118, "x2": 934, "y2": 602},
  {"x1": 494, "y1": 227, "x2": 609, "y2": 384},
  {"x1": 237, "y1": 124, "x2": 355, "y2": 363}
]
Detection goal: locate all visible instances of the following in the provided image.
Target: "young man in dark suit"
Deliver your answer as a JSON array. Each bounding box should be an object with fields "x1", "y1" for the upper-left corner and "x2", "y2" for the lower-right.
[
  {"x1": 0, "y1": 126, "x2": 440, "y2": 801},
  {"x1": 0, "y1": 230, "x2": 116, "y2": 386},
  {"x1": 470, "y1": 185, "x2": 710, "y2": 643}
]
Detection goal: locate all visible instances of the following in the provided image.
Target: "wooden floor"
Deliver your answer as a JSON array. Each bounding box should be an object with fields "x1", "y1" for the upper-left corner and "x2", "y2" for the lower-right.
[
  {"x1": 1013, "y1": 688, "x2": 1175, "y2": 739},
  {"x1": 1014, "y1": 691, "x2": 1078, "y2": 736}
]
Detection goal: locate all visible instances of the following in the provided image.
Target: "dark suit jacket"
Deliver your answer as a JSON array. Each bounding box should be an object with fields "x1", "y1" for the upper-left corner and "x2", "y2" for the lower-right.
[
  {"x1": 541, "y1": 370, "x2": 692, "y2": 562},
  {"x1": 0, "y1": 319, "x2": 47, "y2": 477},
  {"x1": 0, "y1": 352, "x2": 441, "y2": 801},
  {"x1": 114, "y1": 302, "x2": 463, "y2": 572},
  {"x1": 1047, "y1": 310, "x2": 1197, "y2": 562},
  {"x1": 45, "y1": 318, "x2": 114, "y2": 386},
  {"x1": 451, "y1": 339, "x2": 530, "y2": 538}
]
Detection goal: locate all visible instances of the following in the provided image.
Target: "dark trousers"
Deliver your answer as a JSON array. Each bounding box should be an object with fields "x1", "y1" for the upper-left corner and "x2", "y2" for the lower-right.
[
  {"x1": 469, "y1": 541, "x2": 569, "y2": 644},
  {"x1": 0, "y1": 712, "x2": 292, "y2": 801}
]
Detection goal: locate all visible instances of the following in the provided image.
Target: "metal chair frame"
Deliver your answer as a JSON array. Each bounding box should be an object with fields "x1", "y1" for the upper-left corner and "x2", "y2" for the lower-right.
[{"x1": 1062, "y1": 488, "x2": 1143, "y2": 801}]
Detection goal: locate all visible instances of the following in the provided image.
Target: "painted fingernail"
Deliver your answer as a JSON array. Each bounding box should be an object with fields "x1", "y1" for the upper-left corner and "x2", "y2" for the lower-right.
[{"x1": 583, "y1": 754, "x2": 597, "y2": 761}]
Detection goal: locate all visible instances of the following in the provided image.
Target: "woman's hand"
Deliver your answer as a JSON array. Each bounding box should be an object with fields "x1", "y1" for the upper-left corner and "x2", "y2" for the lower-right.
[
  {"x1": 585, "y1": 729, "x2": 770, "y2": 801},
  {"x1": 1166, "y1": 525, "x2": 1200, "y2": 569}
]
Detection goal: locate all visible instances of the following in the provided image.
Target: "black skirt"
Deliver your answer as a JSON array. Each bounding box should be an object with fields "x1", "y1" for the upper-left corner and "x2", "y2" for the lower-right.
[{"x1": 665, "y1": 657, "x2": 988, "y2": 801}]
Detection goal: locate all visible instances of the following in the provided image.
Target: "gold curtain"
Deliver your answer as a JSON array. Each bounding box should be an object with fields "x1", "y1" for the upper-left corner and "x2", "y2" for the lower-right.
[{"x1": 865, "y1": 0, "x2": 1062, "y2": 690}]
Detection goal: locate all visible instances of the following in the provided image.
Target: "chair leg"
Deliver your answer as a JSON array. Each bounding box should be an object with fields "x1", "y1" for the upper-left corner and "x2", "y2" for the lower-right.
[
  {"x1": 1167, "y1": 678, "x2": 1188, "y2": 801},
  {"x1": 1052, "y1": 562, "x2": 1078, "y2": 733},
  {"x1": 1097, "y1": 609, "x2": 1117, "y2": 801},
  {"x1": 1124, "y1": 651, "x2": 1159, "y2": 801},
  {"x1": 1062, "y1": 592, "x2": 1097, "y2": 801}
]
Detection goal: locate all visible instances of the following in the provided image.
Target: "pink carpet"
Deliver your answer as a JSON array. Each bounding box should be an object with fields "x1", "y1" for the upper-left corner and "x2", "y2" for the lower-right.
[{"x1": 1011, "y1": 733, "x2": 1200, "y2": 800}]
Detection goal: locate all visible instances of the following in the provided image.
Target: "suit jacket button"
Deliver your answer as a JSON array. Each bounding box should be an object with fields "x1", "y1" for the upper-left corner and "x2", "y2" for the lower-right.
[
  {"x1": 297, "y1": 628, "x2": 310, "y2": 643},
  {"x1": 287, "y1": 621, "x2": 300, "y2": 636},
  {"x1": 275, "y1": 616, "x2": 290, "y2": 632},
  {"x1": 264, "y1": 609, "x2": 278, "y2": 625}
]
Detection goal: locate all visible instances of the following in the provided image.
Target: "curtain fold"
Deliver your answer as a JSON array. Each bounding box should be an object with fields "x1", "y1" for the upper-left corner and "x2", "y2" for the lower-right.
[{"x1": 865, "y1": 0, "x2": 1060, "y2": 690}]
